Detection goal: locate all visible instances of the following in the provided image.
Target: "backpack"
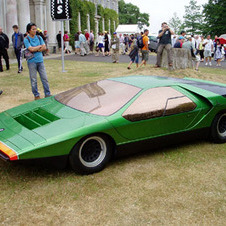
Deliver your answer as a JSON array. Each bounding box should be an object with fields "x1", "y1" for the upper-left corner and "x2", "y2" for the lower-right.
[{"x1": 137, "y1": 36, "x2": 144, "y2": 49}]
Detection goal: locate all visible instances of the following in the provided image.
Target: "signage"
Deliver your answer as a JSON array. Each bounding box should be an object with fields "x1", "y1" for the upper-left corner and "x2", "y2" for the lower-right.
[{"x1": 51, "y1": 0, "x2": 72, "y2": 21}]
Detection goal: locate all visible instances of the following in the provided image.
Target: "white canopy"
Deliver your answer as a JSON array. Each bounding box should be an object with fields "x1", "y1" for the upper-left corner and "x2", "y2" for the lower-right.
[
  {"x1": 116, "y1": 24, "x2": 141, "y2": 35},
  {"x1": 220, "y1": 34, "x2": 226, "y2": 39}
]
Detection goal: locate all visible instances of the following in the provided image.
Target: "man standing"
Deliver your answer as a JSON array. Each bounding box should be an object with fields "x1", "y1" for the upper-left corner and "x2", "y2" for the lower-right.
[
  {"x1": 182, "y1": 37, "x2": 200, "y2": 71},
  {"x1": 89, "y1": 30, "x2": 94, "y2": 53},
  {"x1": 24, "y1": 23, "x2": 51, "y2": 100},
  {"x1": 84, "y1": 29, "x2": 90, "y2": 55},
  {"x1": 111, "y1": 32, "x2": 119, "y2": 63},
  {"x1": 12, "y1": 25, "x2": 24, "y2": 73},
  {"x1": 155, "y1": 22, "x2": 174, "y2": 68},
  {"x1": 203, "y1": 35, "x2": 214, "y2": 66},
  {"x1": 56, "y1": 31, "x2": 61, "y2": 51},
  {"x1": 79, "y1": 31, "x2": 87, "y2": 56},
  {"x1": 0, "y1": 27, "x2": 9, "y2": 72},
  {"x1": 139, "y1": 29, "x2": 149, "y2": 67},
  {"x1": 119, "y1": 34, "x2": 125, "y2": 54}
]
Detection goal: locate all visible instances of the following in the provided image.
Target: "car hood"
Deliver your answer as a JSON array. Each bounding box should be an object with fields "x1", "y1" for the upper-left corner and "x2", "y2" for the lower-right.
[{"x1": 0, "y1": 97, "x2": 90, "y2": 159}]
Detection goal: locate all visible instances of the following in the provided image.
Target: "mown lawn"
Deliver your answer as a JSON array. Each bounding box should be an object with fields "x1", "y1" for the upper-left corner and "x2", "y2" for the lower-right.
[{"x1": 0, "y1": 60, "x2": 226, "y2": 225}]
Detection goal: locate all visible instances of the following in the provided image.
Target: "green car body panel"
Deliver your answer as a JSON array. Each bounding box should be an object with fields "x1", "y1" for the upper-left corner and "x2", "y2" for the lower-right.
[{"x1": 0, "y1": 75, "x2": 226, "y2": 162}]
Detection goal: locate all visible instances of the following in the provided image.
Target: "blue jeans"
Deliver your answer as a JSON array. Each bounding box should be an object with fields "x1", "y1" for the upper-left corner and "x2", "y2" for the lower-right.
[{"x1": 27, "y1": 61, "x2": 51, "y2": 97}]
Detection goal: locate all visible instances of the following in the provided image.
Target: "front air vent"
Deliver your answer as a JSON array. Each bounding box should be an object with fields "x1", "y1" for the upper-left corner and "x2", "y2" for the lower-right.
[{"x1": 14, "y1": 108, "x2": 60, "y2": 130}]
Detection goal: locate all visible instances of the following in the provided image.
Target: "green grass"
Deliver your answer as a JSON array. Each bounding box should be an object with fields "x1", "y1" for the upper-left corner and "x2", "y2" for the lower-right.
[{"x1": 0, "y1": 60, "x2": 226, "y2": 225}]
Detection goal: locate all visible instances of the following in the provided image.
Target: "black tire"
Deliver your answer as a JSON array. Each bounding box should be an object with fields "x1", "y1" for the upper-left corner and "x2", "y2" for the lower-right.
[
  {"x1": 69, "y1": 134, "x2": 113, "y2": 174},
  {"x1": 211, "y1": 112, "x2": 226, "y2": 143}
]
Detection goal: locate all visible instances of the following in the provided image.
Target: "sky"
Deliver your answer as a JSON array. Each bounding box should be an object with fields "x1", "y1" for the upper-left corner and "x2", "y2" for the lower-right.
[{"x1": 124, "y1": 0, "x2": 209, "y2": 35}]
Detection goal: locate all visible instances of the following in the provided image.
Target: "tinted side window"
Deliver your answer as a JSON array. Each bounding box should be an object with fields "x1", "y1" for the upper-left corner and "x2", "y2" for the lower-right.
[
  {"x1": 123, "y1": 87, "x2": 196, "y2": 122},
  {"x1": 164, "y1": 96, "x2": 196, "y2": 116}
]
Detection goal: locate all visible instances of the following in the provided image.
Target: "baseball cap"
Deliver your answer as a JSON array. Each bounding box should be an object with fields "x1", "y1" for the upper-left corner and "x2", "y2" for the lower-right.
[{"x1": 113, "y1": 32, "x2": 117, "y2": 35}]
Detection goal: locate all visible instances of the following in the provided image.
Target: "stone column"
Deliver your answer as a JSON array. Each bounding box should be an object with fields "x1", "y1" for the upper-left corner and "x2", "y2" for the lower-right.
[
  {"x1": 108, "y1": 19, "x2": 111, "y2": 34},
  {"x1": 6, "y1": 0, "x2": 18, "y2": 39},
  {"x1": 94, "y1": 18, "x2": 99, "y2": 42},
  {"x1": 46, "y1": 0, "x2": 57, "y2": 49},
  {"x1": 56, "y1": 21, "x2": 61, "y2": 33},
  {"x1": 33, "y1": 0, "x2": 44, "y2": 30},
  {"x1": 87, "y1": 14, "x2": 90, "y2": 33},
  {"x1": 0, "y1": 0, "x2": 7, "y2": 32},
  {"x1": 65, "y1": 21, "x2": 70, "y2": 33},
  {"x1": 102, "y1": 18, "x2": 105, "y2": 32},
  {"x1": 18, "y1": 0, "x2": 30, "y2": 34},
  {"x1": 78, "y1": 12, "x2": 81, "y2": 32}
]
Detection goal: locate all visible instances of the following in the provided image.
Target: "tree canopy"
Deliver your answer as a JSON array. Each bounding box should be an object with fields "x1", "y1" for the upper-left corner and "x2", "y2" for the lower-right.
[
  {"x1": 118, "y1": 0, "x2": 150, "y2": 27},
  {"x1": 168, "y1": 13, "x2": 183, "y2": 35},
  {"x1": 183, "y1": 0, "x2": 203, "y2": 34},
  {"x1": 202, "y1": 0, "x2": 226, "y2": 36}
]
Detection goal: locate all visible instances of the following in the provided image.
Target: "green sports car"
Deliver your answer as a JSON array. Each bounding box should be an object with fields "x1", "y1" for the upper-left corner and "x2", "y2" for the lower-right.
[{"x1": 1, "y1": 75, "x2": 226, "y2": 174}]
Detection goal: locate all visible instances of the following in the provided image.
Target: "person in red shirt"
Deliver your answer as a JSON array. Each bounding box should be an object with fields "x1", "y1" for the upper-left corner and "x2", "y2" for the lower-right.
[
  {"x1": 85, "y1": 29, "x2": 89, "y2": 40},
  {"x1": 84, "y1": 29, "x2": 90, "y2": 55}
]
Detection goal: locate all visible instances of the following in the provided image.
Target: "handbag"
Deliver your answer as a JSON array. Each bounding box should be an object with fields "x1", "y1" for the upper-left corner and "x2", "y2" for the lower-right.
[
  {"x1": 24, "y1": 36, "x2": 41, "y2": 61},
  {"x1": 24, "y1": 48, "x2": 34, "y2": 61}
]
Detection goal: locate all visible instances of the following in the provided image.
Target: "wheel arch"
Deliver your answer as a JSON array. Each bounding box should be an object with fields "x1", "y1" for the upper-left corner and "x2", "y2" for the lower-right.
[{"x1": 70, "y1": 132, "x2": 117, "y2": 155}]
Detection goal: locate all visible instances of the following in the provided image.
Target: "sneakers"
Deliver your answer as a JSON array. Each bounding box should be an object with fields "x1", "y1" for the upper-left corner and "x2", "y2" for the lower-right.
[
  {"x1": 34, "y1": 96, "x2": 41, "y2": 100},
  {"x1": 209, "y1": 62, "x2": 212, "y2": 66},
  {"x1": 205, "y1": 62, "x2": 208, "y2": 66}
]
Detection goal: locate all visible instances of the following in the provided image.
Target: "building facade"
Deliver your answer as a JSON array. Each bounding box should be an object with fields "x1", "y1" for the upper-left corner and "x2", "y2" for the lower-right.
[{"x1": 0, "y1": 0, "x2": 118, "y2": 48}]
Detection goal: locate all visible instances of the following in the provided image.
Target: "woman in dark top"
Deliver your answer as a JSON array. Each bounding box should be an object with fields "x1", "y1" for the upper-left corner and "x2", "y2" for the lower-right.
[{"x1": 104, "y1": 32, "x2": 109, "y2": 56}]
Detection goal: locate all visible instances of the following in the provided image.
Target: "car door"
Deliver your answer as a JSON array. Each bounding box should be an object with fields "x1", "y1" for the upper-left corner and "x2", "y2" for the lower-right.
[{"x1": 111, "y1": 87, "x2": 201, "y2": 140}]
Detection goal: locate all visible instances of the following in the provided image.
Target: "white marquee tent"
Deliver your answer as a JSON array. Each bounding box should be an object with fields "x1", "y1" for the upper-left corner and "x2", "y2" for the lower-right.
[{"x1": 116, "y1": 24, "x2": 141, "y2": 35}]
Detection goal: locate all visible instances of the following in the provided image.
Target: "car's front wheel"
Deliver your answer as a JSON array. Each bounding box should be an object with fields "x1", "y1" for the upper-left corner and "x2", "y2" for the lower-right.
[
  {"x1": 69, "y1": 135, "x2": 113, "y2": 174},
  {"x1": 211, "y1": 112, "x2": 226, "y2": 143}
]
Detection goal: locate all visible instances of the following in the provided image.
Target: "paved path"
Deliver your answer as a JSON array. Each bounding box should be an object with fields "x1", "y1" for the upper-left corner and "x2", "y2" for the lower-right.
[{"x1": 50, "y1": 53, "x2": 226, "y2": 69}]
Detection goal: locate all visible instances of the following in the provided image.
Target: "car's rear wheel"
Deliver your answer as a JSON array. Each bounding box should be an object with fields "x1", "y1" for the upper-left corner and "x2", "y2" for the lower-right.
[
  {"x1": 69, "y1": 135, "x2": 113, "y2": 174},
  {"x1": 211, "y1": 112, "x2": 226, "y2": 143}
]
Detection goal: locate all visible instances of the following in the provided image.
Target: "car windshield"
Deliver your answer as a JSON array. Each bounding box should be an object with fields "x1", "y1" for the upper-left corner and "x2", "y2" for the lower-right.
[{"x1": 55, "y1": 80, "x2": 141, "y2": 116}]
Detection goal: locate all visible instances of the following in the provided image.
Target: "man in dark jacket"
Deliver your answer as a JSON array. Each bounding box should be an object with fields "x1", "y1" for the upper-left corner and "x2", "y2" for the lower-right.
[
  {"x1": 12, "y1": 25, "x2": 24, "y2": 73},
  {"x1": 56, "y1": 31, "x2": 61, "y2": 51},
  {"x1": 0, "y1": 27, "x2": 9, "y2": 72}
]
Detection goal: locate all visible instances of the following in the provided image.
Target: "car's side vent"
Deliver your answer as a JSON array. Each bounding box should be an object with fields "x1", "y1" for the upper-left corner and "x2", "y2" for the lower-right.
[{"x1": 14, "y1": 108, "x2": 60, "y2": 130}]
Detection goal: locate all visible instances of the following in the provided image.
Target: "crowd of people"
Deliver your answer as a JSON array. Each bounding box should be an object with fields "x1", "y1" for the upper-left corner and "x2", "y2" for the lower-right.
[
  {"x1": 0, "y1": 21, "x2": 226, "y2": 98},
  {"x1": 0, "y1": 23, "x2": 51, "y2": 99}
]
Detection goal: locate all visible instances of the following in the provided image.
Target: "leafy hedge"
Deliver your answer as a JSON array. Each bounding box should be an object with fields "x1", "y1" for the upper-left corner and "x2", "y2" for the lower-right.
[{"x1": 69, "y1": 0, "x2": 119, "y2": 47}]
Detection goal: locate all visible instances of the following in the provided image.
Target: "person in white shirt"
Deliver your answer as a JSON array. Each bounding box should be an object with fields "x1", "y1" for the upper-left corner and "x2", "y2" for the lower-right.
[
  {"x1": 171, "y1": 35, "x2": 177, "y2": 48},
  {"x1": 95, "y1": 32, "x2": 105, "y2": 57},
  {"x1": 119, "y1": 34, "x2": 125, "y2": 54},
  {"x1": 195, "y1": 35, "x2": 201, "y2": 54},
  {"x1": 203, "y1": 35, "x2": 214, "y2": 66}
]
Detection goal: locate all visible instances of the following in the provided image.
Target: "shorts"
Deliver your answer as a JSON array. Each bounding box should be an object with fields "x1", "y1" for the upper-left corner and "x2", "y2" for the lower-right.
[
  {"x1": 98, "y1": 43, "x2": 104, "y2": 48},
  {"x1": 75, "y1": 41, "x2": 80, "y2": 48},
  {"x1": 141, "y1": 50, "x2": 149, "y2": 62},
  {"x1": 193, "y1": 55, "x2": 200, "y2": 62},
  {"x1": 204, "y1": 50, "x2": 212, "y2": 58},
  {"x1": 131, "y1": 54, "x2": 139, "y2": 64}
]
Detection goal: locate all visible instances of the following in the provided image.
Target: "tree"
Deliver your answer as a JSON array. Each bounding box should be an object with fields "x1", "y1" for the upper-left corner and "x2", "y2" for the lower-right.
[
  {"x1": 168, "y1": 12, "x2": 183, "y2": 35},
  {"x1": 202, "y1": 0, "x2": 226, "y2": 36},
  {"x1": 183, "y1": 0, "x2": 203, "y2": 34},
  {"x1": 118, "y1": 0, "x2": 150, "y2": 27}
]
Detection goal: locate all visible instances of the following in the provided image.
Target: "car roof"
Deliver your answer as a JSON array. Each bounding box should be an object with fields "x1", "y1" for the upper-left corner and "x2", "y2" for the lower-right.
[{"x1": 109, "y1": 75, "x2": 226, "y2": 97}]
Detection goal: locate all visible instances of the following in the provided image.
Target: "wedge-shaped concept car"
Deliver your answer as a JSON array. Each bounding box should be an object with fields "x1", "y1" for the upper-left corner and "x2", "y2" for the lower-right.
[{"x1": 1, "y1": 76, "x2": 226, "y2": 174}]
